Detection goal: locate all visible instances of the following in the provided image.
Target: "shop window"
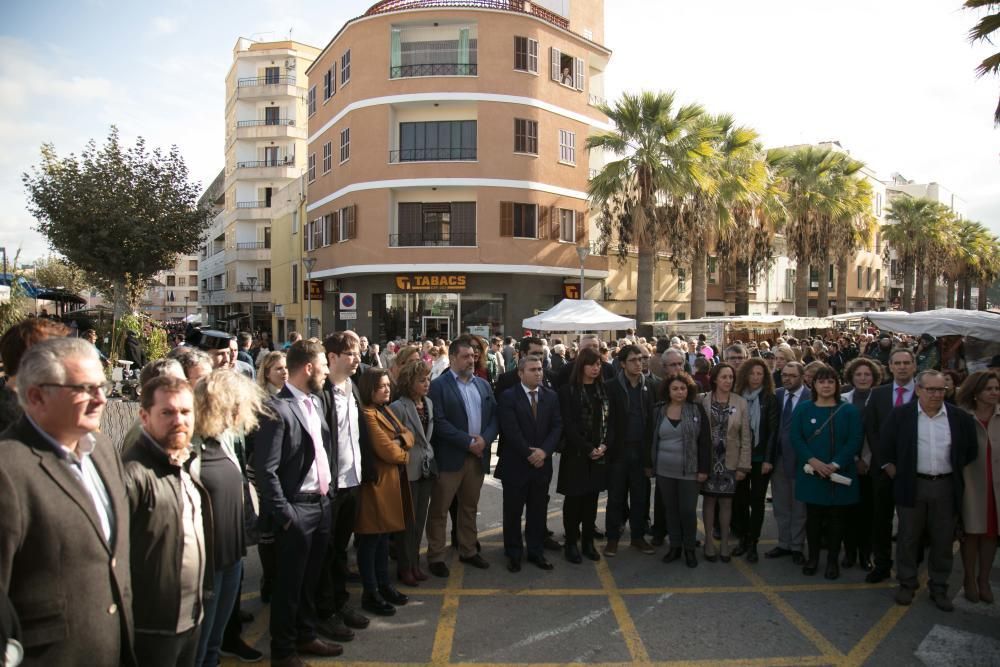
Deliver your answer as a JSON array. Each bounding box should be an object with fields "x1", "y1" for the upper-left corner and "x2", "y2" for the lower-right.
[
  {"x1": 514, "y1": 118, "x2": 537, "y2": 154},
  {"x1": 514, "y1": 36, "x2": 538, "y2": 73},
  {"x1": 549, "y1": 47, "x2": 585, "y2": 91}
]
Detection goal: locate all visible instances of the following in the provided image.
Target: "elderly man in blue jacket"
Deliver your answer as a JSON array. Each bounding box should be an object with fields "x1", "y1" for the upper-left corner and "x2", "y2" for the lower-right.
[{"x1": 425, "y1": 337, "x2": 499, "y2": 578}]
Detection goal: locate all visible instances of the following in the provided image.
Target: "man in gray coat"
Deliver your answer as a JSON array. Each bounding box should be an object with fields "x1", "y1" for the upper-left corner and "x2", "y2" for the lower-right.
[{"x1": 0, "y1": 337, "x2": 135, "y2": 666}]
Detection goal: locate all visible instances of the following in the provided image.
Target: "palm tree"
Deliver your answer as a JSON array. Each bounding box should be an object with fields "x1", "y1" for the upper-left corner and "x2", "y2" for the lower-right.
[
  {"x1": 881, "y1": 197, "x2": 937, "y2": 311},
  {"x1": 829, "y1": 176, "x2": 877, "y2": 314},
  {"x1": 587, "y1": 91, "x2": 714, "y2": 331},
  {"x1": 965, "y1": 0, "x2": 1000, "y2": 125}
]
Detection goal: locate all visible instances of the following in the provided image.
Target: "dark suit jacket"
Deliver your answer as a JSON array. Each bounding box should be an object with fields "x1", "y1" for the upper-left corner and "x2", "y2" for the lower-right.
[
  {"x1": 495, "y1": 384, "x2": 562, "y2": 482},
  {"x1": 0, "y1": 417, "x2": 135, "y2": 666},
  {"x1": 255, "y1": 385, "x2": 334, "y2": 528},
  {"x1": 428, "y1": 372, "x2": 499, "y2": 474},
  {"x1": 606, "y1": 372, "x2": 656, "y2": 459},
  {"x1": 865, "y1": 382, "x2": 916, "y2": 469},
  {"x1": 319, "y1": 377, "x2": 369, "y2": 489},
  {"x1": 880, "y1": 402, "x2": 978, "y2": 509}
]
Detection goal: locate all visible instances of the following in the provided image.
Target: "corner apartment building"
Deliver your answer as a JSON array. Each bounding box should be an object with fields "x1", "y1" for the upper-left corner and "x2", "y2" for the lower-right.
[
  {"x1": 199, "y1": 38, "x2": 319, "y2": 334},
  {"x1": 303, "y1": 0, "x2": 611, "y2": 341},
  {"x1": 140, "y1": 255, "x2": 201, "y2": 322}
]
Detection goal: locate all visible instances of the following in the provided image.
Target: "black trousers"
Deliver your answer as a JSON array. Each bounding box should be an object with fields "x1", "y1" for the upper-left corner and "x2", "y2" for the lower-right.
[
  {"x1": 134, "y1": 626, "x2": 200, "y2": 667},
  {"x1": 271, "y1": 497, "x2": 332, "y2": 660},
  {"x1": 650, "y1": 482, "x2": 666, "y2": 540},
  {"x1": 605, "y1": 447, "x2": 649, "y2": 541},
  {"x1": 502, "y1": 472, "x2": 549, "y2": 559},
  {"x1": 843, "y1": 473, "x2": 873, "y2": 562},
  {"x1": 563, "y1": 492, "x2": 599, "y2": 545},
  {"x1": 871, "y1": 469, "x2": 896, "y2": 572},
  {"x1": 317, "y1": 487, "x2": 358, "y2": 619},
  {"x1": 805, "y1": 503, "x2": 848, "y2": 563},
  {"x1": 732, "y1": 462, "x2": 772, "y2": 544}
]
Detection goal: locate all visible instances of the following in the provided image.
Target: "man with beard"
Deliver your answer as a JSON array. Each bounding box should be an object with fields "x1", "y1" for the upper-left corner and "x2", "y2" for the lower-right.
[
  {"x1": 256, "y1": 340, "x2": 343, "y2": 666},
  {"x1": 123, "y1": 375, "x2": 211, "y2": 666}
]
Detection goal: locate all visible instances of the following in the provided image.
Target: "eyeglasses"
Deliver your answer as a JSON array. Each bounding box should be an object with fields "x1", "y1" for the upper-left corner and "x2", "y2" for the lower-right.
[
  {"x1": 919, "y1": 386, "x2": 947, "y2": 393},
  {"x1": 40, "y1": 381, "x2": 113, "y2": 398}
]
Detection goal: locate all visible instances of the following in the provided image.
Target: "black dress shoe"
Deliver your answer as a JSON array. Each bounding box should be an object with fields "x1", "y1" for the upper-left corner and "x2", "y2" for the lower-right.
[
  {"x1": 507, "y1": 557, "x2": 522, "y2": 573},
  {"x1": 317, "y1": 616, "x2": 355, "y2": 642},
  {"x1": 581, "y1": 542, "x2": 601, "y2": 561},
  {"x1": 865, "y1": 568, "x2": 891, "y2": 584},
  {"x1": 662, "y1": 547, "x2": 682, "y2": 564},
  {"x1": 746, "y1": 543, "x2": 759, "y2": 563},
  {"x1": 543, "y1": 536, "x2": 562, "y2": 551},
  {"x1": 765, "y1": 546, "x2": 793, "y2": 559},
  {"x1": 824, "y1": 560, "x2": 840, "y2": 580},
  {"x1": 565, "y1": 542, "x2": 583, "y2": 564},
  {"x1": 720, "y1": 554, "x2": 732, "y2": 563},
  {"x1": 527, "y1": 554, "x2": 555, "y2": 570},
  {"x1": 379, "y1": 585, "x2": 408, "y2": 606},
  {"x1": 593, "y1": 526, "x2": 605, "y2": 539},
  {"x1": 731, "y1": 541, "x2": 747, "y2": 557},
  {"x1": 791, "y1": 551, "x2": 806, "y2": 566},
  {"x1": 361, "y1": 592, "x2": 396, "y2": 616},
  {"x1": 684, "y1": 549, "x2": 698, "y2": 568},
  {"x1": 650, "y1": 535, "x2": 665, "y2": 547},
  {"x1": 802, "y1": 560, "x2": 819, "y2": 576},
  {"x1": 339, "y1": 606, "x2": 370, "y2": 629},
  {"x1": 428, "y1": 561, "x2": 450, "y2": 578},
  {"x1": 459, "y1": 553, "x2": 490, "y2": 569}
]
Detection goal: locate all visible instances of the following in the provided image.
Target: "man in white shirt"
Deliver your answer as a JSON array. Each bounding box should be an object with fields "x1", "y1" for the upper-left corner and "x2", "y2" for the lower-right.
[{"x1": 766, "y1": 361, "x2": 808, "y2": 564}]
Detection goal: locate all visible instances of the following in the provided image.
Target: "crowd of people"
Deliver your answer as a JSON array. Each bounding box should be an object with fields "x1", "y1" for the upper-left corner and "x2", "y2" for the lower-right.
[{"x1": 0, "y1": 318, "x2": 997, "y2": 667}]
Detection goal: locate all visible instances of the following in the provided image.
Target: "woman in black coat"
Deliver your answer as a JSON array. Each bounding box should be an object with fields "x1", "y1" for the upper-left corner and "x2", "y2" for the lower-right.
[
  {"x1": 731, "y1": 358, "x2": 780, "y2": 563},
  {"x1": 557, "y1": 347, "x2": 611, "y2": 564}
]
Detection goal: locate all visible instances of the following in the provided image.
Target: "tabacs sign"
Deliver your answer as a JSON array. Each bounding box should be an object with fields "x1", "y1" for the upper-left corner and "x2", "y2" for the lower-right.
[{"x1": 395, "y1": 274, "x2": 467, "y2": 292}]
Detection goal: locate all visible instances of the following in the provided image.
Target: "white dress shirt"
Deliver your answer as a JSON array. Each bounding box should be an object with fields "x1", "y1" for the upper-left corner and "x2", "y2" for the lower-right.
[
  {"x1": 916, "y1": 402, "x2": 953, "y2": 475},
  {"x1": 330, "y1": 378, "x2": 362, "y2": 489},
  {"x1": 285, "y1": 382, "x2": 325, "y2": 493}
]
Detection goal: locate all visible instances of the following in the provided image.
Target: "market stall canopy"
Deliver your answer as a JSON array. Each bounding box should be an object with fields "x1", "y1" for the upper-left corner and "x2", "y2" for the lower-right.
[
  {"x1": 644, "y1": 314, "x2": 834, "y2": 331},
  {"x1": 861, "y1": 308, "x2": 1000, "y2": 339},
  {"x1": 523, "y1": 299, "x2": 636, "y2": 331}
]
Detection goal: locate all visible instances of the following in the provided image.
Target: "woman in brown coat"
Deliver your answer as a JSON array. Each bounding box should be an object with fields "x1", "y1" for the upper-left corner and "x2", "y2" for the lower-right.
[
  {"x1": 957, "y1": 370, "x2": 1000, "y2": 604},
  {"x1": 356, "y1": 368, "x2": 414, "y2": 617}
]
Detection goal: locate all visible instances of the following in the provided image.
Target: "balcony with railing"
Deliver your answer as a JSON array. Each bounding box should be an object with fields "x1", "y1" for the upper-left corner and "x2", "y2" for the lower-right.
[
  {"x1": 235, "y1": 75, "x2": 300, "y2": 101},
  {"x1": 235, "y1": 118, "x2": 305, "y2": 141},
  {"x1": 390, "y1": 231, "x2": 477, "y2": 247},
  {"x1": 365, "y1": 0, "x2": 569, "y2": 30},
  {"x1": 236, "y1": 119, "x2": 296, "y2": 127},
  {"x1": 389, "y1": 147, "x2": 477, "y2": 163},
  {"x1": 237, "y1": 75, "x2": 297, "y2": 87},
  {"x1": 236, "y1": 200, "x2": 270, "y2": 209}
]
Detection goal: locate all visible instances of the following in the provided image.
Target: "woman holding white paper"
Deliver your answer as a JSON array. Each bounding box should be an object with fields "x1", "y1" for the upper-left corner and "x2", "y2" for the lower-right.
[{"x1": 790, "y1": 365, "x2": 862, "y2": 580}]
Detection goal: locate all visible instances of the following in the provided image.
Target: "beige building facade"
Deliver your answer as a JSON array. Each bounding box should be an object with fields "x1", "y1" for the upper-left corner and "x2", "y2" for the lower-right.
[
  {"x1": 303, "y1": 0, "x2": 610, "y2": 341},
  {"x1": 140, "y1": 255, "x2": 201, "y2": 322}
]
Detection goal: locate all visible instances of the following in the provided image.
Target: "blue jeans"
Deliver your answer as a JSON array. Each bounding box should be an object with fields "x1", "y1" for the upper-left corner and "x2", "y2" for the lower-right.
[
  {"x1": 356, "y1": 533, "x2": 390, "y2": 594},
  {"x1": 196, "y1": 560, "x2": 243, "y2": 667}
]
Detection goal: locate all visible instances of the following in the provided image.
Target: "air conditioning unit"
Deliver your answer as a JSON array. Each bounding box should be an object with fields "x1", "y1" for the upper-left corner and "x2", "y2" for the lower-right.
[
  {"x1": 285, "y1": 58, "x2": 296, "y2": 70},
  {"x1": 324, "y1": 278, "x2": 340, "y2": 293}
]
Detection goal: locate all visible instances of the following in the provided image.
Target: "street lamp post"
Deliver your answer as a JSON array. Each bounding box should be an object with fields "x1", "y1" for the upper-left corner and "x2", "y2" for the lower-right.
[
  {"x1": 0, "y1": 247, "x2": 7, "y2": 282},
  {"x1": 303, "y1": 257, "x2": 317, "y2": 338},
  {"x1": 576, "y1": 244, "x2": 590, "y2": 300},
  {"x1": 246, "y1": 276, "x2": 258, "y2": 334}
]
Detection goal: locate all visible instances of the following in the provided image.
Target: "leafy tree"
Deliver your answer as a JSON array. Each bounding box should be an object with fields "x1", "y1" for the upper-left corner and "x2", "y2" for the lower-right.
[
  {"x1": 32, "y1": 255, "x2": 93, "y2": 294},
  {"x1": 965, "y1": 0, "x2": 1000, "y2": 125},
  {"x1": 22, "y1": 126, "x2": 212, "y2": 313},
  {"x1": 882, "y1": 197, "x2": 940, "y2": 311},
  {"x1": 0, "y1": 249, "x2": 29, "y2": 335}
]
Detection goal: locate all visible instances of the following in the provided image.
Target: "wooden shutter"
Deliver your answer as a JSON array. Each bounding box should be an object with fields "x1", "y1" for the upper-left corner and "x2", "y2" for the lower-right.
[
  {"x1": 575, "y1": 57, "x2": 585, "y2": 91},
  {"x1": 576, "y1": 210, "x2": 586, "y2": 243},
  {"x1": 550, "y1": 47, "x2": 561, "y2": 82},
  {"x1": 537, "y1": 204, "x2": 549, "y2": 240},
  {"x1": 500, "y1": 202, "x2": 514, "y2": 237},
  {"x1": 551, "y1": 207, "x2": 562, "y2": 241},
  {"x1": 331, "y1": 210, "x2": 340, "y2": 243},
  {"x1": 345, "y1": 204, "x2": 357, "y2": 240},
  {"x1": 451, "y1": 202, "x2": 476, "y2": 245}
]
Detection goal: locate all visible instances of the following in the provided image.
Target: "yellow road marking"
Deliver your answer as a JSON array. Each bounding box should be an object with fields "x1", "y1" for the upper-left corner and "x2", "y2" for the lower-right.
[
  {"x1": 595, "y1": 558, "x2": 651, "y2": 663},
  {"x1": 430, "y1": 560, "x2": 465, "y2": 665}
]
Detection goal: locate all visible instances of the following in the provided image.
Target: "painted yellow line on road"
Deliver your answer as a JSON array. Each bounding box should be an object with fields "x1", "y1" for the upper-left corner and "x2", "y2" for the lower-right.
[
  {"x1": 595, "y1": 558, "x2": 651, "y2": 664},
  {"x1": 430, "y1": 560, "x2": 465, "y2": 665},
  {"x1": 840, "y1": 603, "x2": 909, "y2": 667},
  {"x1": 733, "y1": 558, "x2": 844, "y2": 661}
]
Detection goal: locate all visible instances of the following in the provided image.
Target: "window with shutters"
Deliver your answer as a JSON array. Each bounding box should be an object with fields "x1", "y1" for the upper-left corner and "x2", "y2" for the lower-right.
[
  {"x1": 339, "y1": 204, "x2": 357, "y2": 241},
  {"x1": 559, "y1": 129, "x2": 576, "y2": 165},
  {"x1": 514, "y1": 36, "x2": 538, "y2": 73},
  {"x1": 341, "y1": 49, "x2": 351, "y2": 85},
  {"x1": 323, "y1": 68, "x2": 334, "y2": 100},
  {"x1": 857, "y1": 266, "x2": 863, "y2": 290},
  {"x1": 312, "y1": 218, "x2": 324, "y2": 251},
  {"x1": 340, "y1": 128, "x2": 350, "y2": 163},
  {"x1": 307, "y1": 153, "x2": 316, "y2": 182},
  {"x1": 322, "y1": 142, "x2": 332, "y2": 174},
  {"x1": 677, "y1": 268, "x2": 687, "y2": 293},
  {"x1": 307, "y1": 86, "x2": 316, "y2": 116},
  {"x1": 549, "y1": 47, "x2": 585, "y2": 91},
  {"x1": 394, "y1": 202, "x2": 475, "y2": 246},
  {"x1": 499, "y1": 202, "x2": 537, "y2": 238},
  {"x1": 558, "y1": 209, "x2": 575, "y2": 242},
  {"x1": 292, "y1": 263, "x2": 298, "y2": 303},
  {"x1": 322, "y1": 214, "x2": 333, "y2": 247},
  {"x1": 866, "y1": 266, "x2": 872, "y2": 290},
  {"x1": 514, "y1": 119, "x2": 538, "y2": 154}
]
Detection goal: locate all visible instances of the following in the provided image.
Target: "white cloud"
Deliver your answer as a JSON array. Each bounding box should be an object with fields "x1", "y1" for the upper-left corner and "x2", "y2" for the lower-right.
[{"x1": 152, "y1": 16, "x2": 179, "y2": 34}]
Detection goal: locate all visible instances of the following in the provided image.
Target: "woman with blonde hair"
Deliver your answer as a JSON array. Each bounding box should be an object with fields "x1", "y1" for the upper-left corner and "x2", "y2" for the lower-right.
[
  {"x1": 257, "y1": 350, "x2": 288, "y2": 394},
  {"x1": 193, "y1": 370, "x2": 268, "y2": 667}
]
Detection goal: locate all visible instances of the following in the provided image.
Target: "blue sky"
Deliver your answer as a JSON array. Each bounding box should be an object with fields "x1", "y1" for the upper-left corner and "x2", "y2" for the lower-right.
[{"x1": 3, "y1": 0, "x2": 998, "y2": 262}]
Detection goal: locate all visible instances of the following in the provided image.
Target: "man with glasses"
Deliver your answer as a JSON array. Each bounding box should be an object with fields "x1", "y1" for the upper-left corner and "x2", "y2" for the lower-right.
[
  {"x1": 766, "y1": 361, "x2": 808, "y2": 564},
  {"x1": 880, "y1": 370, "x2": 978, "y2": 611},
  {"x1": 0, "y1": 337, "x2": 135, "y2": 666},
  {"x1": 724, "y1": 344, "x2": 748, "y2": 370}
]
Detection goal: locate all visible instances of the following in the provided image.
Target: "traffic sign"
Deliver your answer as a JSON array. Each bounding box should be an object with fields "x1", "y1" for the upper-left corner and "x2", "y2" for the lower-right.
[{"x1": 339, "y1": 293, "x2": 357, "y2": 310}]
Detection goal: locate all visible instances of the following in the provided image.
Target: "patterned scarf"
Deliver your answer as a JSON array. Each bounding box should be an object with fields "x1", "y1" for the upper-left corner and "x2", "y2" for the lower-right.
[
  {"x1": 577, "y1": 382, "x2": 609, "y2": 447},
  {"x1": 742, "y1": 387, "x2": 762, "y2": 447}
]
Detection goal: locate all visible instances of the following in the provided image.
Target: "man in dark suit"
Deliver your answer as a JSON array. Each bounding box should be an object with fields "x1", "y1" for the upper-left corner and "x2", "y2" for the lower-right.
[
  {"x1": 426, "y1": 338, "x2": 500, "y2": 577},
  {"x1": 315, "y1": 332, "x2": 370, "y2": 640},
  {"x1": 880, "y1": 370, "x2": 978, "y2": 611},
  {"x1": 766, "y1": 361, "x2": 808, "y2": 565},
  {"x1": 496, "y1": 355, "x2": 562, "y2": 572},
  {"x1": 863, "y1": 347, "x2": 917, "y2": 584},
  {"x1": 0, "y1": 337, "x2": 135, "y2": 666},
  {"x1": 256, "y1": 339, "x2": 343, "y2": 666}
]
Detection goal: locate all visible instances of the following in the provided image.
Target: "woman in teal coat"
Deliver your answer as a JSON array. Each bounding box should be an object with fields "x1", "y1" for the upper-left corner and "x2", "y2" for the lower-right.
[{"x1": 791, "y1": 365, "x2": 862, "y2": 580}]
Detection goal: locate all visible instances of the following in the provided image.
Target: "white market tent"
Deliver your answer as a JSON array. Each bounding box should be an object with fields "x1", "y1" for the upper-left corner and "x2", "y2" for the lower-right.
[
  {"x1": 522, "y1": 299, "x2": 636, "y2": 331},
  {"x1": 645, "y1": 314, "x2": 834, "y2": 333},
  {"x1": 858, "y1": 308, "x2": 1000, "y2": 339}
]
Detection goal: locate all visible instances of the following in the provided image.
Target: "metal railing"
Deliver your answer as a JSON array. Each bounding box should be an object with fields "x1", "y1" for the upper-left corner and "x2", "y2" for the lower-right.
[
  {"x1": 390, "y1": 62, "x2": 477, "y2": 78},
  {"x1": 237, "y1": 75, "x2": 296, "y2": 87},
  {"x1": 235, "y1": 158, "x2": 294, "y2": 169},
  {"x1": 365, "y1": 0, "x2": 569, "y2": 29},
  {"x1": 390, "y1": 231, "x2": 477, "y2": 247},
  {"x1": 236, "y1": 118, "x2": 296, "y2": 127},
  {"x1": 389, "y1": 147, "x2": 477, "y2": 162},
  {"x1": 235, "y1": 242, "x2": 270, "y2": 250},
  {"x1": 236, "y1": 201, "x2": 270, "y2": 209},
  {"x1": 237, "y1": 282, "x2": 271, "y2": 292}
]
